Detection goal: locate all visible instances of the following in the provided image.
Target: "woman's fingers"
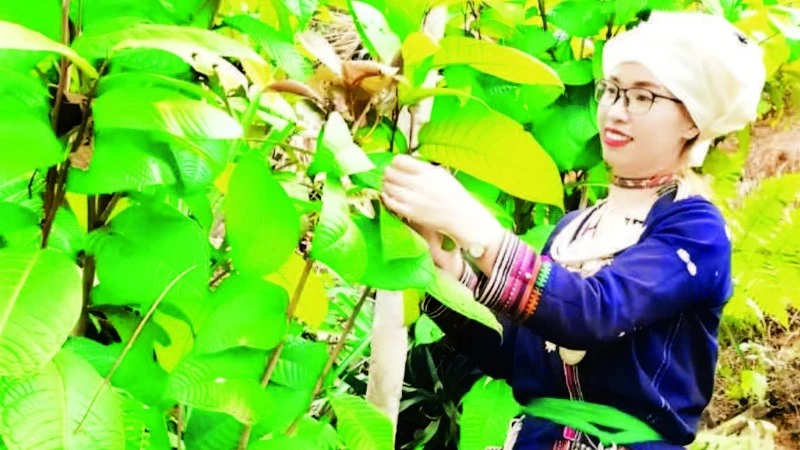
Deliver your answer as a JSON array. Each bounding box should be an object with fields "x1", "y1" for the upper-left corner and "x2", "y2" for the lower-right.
[
  {"x1": 380, "y1": 191, "x2": 411, "y2": 219},
  {"x1": 390, "y1": 154, "x2": 430, "y2": 174}
]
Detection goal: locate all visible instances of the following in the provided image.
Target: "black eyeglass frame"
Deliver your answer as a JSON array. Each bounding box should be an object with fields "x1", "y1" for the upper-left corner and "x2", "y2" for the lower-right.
[{"x1": 594, "y1": 79, "x2": 683, "y2": 114}]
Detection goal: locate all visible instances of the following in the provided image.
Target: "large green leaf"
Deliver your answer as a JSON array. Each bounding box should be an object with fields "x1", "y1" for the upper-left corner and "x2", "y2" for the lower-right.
[
  {"x1": 93, "y1": 88, "x2": 242, "y2": 140},
  {"x1": 459, "y1": 377, "x2": 520, "y2": 450},
  {"x1": 225, "y1": 153, "x2": 301, "y2": 276},
  {"x1": 380, "y1": 0, "x2": 427, "y2": 41},
  {"x1": 310, "y1": 178, "x2": 368, "y2": 281},
  {"x1": 353, "y1": 214, "x2": 436, "y2": 290},
  {"x1": 67, "y1": 131, "x2": 178, "y2": 195},
  {"x1": 418, "y1": 101, "x2": 563, "y2": 208},
  {"x1": 379, "y1": 206, "x2": 428, "y2": 261},
  {"x1": 250, "y1": 417, "x2": 338, "y2": 450},
  {"x1": 49, "y1": 207, "x2": 88, "y2": 259},
  {"x1": 119, "y1": 393, "x2": 171, "y2": 450},
  {"x1": 432, "y1": 36, "x2": 563, "y2": 87},
  {"x1": 0, "y1": 20, "x2": 98, "y2": 77},
  {"x1": 0, "y1": 68, "x2": 51, "y2": 119},
  {"x1": 0, "y1": 249, "x2": 82, "y2": 377},
  {"x1": 64, "y1": 312, "x2": 171, "y2": 408},
  {"x1": 269, "y1": 338, "x2": 327, "y2": 391},
  {"x1": 350, "y1": 152, "x2": 394, "y2": 190},
  {"x1": 281, "y1": 0, "x2": 319, "y2": 28},
  {"x1": 88, "y1": 202, "x2": 210, "y2": 324},
  {"x1": 72, "y1": 23, "x2": 269, "y2": 87},
  {"x1": 426, "y1": 266, "x2": 502, "y2": 334},
  {"x1": 223, "y1": 15, "x2": 313, "y2": 81},
  {"x1": 309, "y1": 112, "x2": 376, "y2": 177},
  {"x1": 531, "y1": 101, "x2": 600, "y2": 171},
  {"x1": 547, "y1": 0, "x2": 610, "y2": 38},
  {"x1": 0, "y1": 349, "x2": 126, "y2": 450},
  {"x1": 347, "y1": 0, "x2": 402, "y2": 63},
  {"x1": 195, "y1": 274, "x2": 288, "y2": 355},
  {"x1": 0, "y1": 202, "x2": 40, "y2": 251},
  {"x1": 98, "y1": 72, "x2": 223, "y2": 104},
  {"x1": 166, "y1": 347, "x2": 312, "y2": 428},
  {"x1": 108, "y1": 47, "x2": 194, "y2": 79},
  {"x1": 330, "y1": 394, "x2": 393, "y2": 450},
  {"x1": 0, "y1": 101, "x2": 63, "y2": 184}
]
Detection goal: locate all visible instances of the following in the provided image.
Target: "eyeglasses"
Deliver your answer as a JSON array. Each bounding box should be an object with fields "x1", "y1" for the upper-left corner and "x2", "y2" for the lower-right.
[{"x1": 594, "y1": 79, "x2": 682, "y2": 115}]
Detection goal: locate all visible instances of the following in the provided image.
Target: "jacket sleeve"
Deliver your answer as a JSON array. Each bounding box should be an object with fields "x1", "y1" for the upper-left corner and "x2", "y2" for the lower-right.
[
  {"x1": 420, "y1": 211, "x2": 582, "y2": 379},
  {"x1": 476, "y1": 199, "x2": 732, "y2": 350}
]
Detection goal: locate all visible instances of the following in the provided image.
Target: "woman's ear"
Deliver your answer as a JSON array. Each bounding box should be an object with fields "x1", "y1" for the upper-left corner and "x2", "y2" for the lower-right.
[{"x1": 682, "y1": 124, "x2": 700, "y2": 141}]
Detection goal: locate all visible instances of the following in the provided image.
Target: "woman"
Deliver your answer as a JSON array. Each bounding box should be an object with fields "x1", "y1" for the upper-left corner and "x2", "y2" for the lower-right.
[{"x1": 380, "y1": 11, "x2": 766, "y2": 450}]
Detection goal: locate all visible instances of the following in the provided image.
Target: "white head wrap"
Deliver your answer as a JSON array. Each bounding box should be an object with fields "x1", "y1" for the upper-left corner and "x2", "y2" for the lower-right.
[{"x1": 602, "y1": 11, "x2": 766, "y2": 167}]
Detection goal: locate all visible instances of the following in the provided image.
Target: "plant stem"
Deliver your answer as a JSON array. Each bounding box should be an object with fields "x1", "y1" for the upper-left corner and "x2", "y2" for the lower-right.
[
  {"x1": 237, "y1": 258, "x2": 314, "y2": 449},
  {"x1": 74, "y1": 265, "x2": 198, "y2": 433},
  {"x1": 538, "y1": 0, "x2": 547, "y2": 31},
  {"x1": 42, "y1": 63, "x2": 106, "y2": 248},
  {"x1": 287, "y1": 287, "x2": 373, "y2": 434},
  {"x1": 95, "y1": 193, "x2": 120, "y2": 226},
  {"x1": 50, "y1": 0, "x2": 72, "y2": 131}
]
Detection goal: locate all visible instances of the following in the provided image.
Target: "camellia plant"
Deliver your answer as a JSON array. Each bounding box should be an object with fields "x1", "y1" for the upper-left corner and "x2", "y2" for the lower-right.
[{"x1": 0, "y1": 0, "x2": 798, "y2": 449}]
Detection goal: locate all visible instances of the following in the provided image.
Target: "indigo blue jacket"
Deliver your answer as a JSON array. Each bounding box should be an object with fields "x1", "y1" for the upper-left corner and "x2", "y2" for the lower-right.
[{"x1": 433, "y1": 194, "x2": 733, "y2": 449}]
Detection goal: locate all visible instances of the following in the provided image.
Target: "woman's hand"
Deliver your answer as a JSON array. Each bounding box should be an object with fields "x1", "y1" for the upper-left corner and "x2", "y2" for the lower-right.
[{"x1": 380, "y1": 154, "x2": 501, "y2": 250}]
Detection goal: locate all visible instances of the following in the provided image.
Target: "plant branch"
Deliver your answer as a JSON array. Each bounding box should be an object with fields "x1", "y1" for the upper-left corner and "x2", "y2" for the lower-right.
[
  {"x1": 237, "y1": 258, "x2": 314, "y2": 449},
  {"x1": 51, "y1": 0, "x2": 72, "y2": 131},
  {"x1": 75, "y1": 265, "x2": 198, "y2": 433},
  {"x1": 42, "y1": 62, "x2": 106, "y2": 248},
  {"x1": 288, "y1": 287, "x2": 374, "y2": 434},
  {"x1": 538, "y1": 0, "x2": 548, "y2": 31},
  {"x1": 95, "y1": 193, "x2": 120, "y2": 226}
]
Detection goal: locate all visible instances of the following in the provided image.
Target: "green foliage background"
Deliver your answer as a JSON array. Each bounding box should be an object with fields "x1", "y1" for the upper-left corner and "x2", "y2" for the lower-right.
[{"x1": 0, "y1": 0, "x2": 798, "y2": 449}]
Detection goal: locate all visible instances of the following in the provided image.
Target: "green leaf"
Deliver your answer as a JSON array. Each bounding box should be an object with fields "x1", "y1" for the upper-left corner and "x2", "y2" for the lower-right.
[
  {"x1": 355, "y1": 214, "x2": 437, "y2": 290},
  {"x1": 93, "y1": 88, "x2": 242, "y2": 140},
  {"x1": 281, "y1": 0, "x2": 319, "y2": 29},
  {"x1": 309, "y1": 112, "x2": 376, "y2": 177},
  {"x1": 0, "y1": 348, "x2": 126, "y2": 450},
  {"x1": 381, "y1": 0, "x2": 427, "y2": 41},
  {"x1": 508, "y1": 25, "x2": 558, "y2": 57},
  {"x1": 531, "y1": 102, "x2": 600, "y2": 171},
  {"x1": 350, "y1": 152, "x2": 394, "y2": 190},
  {"x1": 225, "y1": 153, "x2": 301, "y2": 276},
  {"x1": 520, "y1": 224, "x2": 556, "y2": 253},
  {"x1": 67, "y1": 131, "x2": 177, "y2": 195},
  {"x1": 195, "y1": 274, "x2": 288, "y2": 355},
  {"x1": 118, "y1": 393, "x2": 171, "y2": 450},
  {"x1": 379, "y1": 206, "x2": 428, "y2": 261},
  {"x1": 68, "y1": 309, "x2": 171, "y2": 408},
  {"x1": 459, "y1": 377, "x2": 520, "y2": 450},
  {"x1": 98, "y1": 72, "x2": 223, "y2": 104},
  {"x1": 551, "y1": 59, "x2": 594, "y2": 85},
  {"x1": 167, "y1": 347, "x2": 311, "y2": 428},
  {"x1": 310, "y1": 178, "x2": 368, "y2": 281},
  {"x1": 49, "y1": 207, "x2": 88, "y2": 259},
  {"x1": 432, "y1": 36, "x2": 563, "y2": 87},
  {"x1": 250, "y1": 418, "x2": 338, "y2": 450},
  {"x1": 418, "y1": 101, "x2": 563, "y2": 208},
  {"x1": 413, "y1": 314, "x2": 444, "y2": 345},
  {"x1": 223, "y1": 15, "x2": 313, "y2": 81},
  {"x1": 547, "y1": 1, "x2": 610, "y2": 38},
  {"x1": 270, "y1": 338, "x2": 328, "y2": 391},
  {"x1": 72, "y1": 23, "x2": 270, "y2": 88},
  {"x1": 347, "y1": 0, "x2": 402, "y2": 63},
  {"x1": 0, "y1": 20, "x2": 98, "y2": 77},
  {"x1": 0, "y1": 101, "x2": 63, "y2": 184},
  {"x1": 88, "y1": 202, "x2": 210, "y2": 325},
  {"x1": 0, "y1": 249, "x2": 82, "y2": 377},
  {"x1": 330, "y1": 394, "x2": 393, "y2": 450},
  {"x1": 426, "y1": 266, "x2": 502, "y2": 334},
  {"x1": 108, "y1": 47, "x2": 194, "y2": 79},
  {"x1": 0, "y1": 68, "x2": 51, "y2": 119}
]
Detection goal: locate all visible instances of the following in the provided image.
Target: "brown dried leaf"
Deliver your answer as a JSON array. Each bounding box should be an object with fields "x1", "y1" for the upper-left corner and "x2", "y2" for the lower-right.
[
  {"x1": 268, "y1": 80, "x2": 325, "y2": 106},
  {"x1": 342, "y1": 61, "x2": 399, "y2": 90}
]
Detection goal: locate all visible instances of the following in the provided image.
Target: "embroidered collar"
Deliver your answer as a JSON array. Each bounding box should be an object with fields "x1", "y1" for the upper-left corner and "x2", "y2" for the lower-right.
[{"x1": 611, "y1": 173, "x2": 679, "y2": 189}]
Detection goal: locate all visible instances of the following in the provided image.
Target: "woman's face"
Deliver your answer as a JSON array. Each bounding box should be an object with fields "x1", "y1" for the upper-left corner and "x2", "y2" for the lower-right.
[{"x1": 596, "y1": 62, "x2": 698, "y2": 179}]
